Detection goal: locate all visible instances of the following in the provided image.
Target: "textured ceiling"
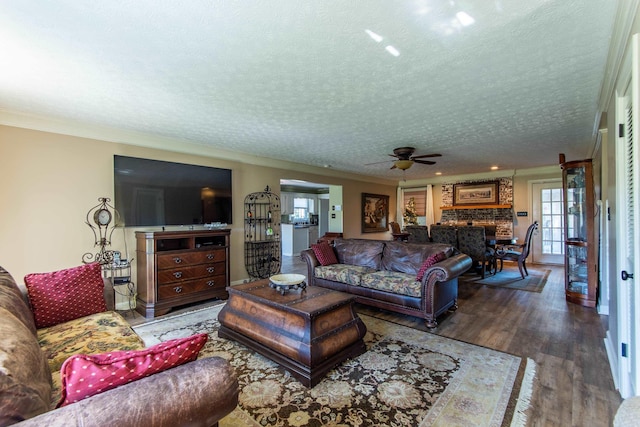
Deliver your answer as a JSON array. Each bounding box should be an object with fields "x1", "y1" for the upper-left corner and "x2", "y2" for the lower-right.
[{"x1": 0, "y1": 0, "x2": 617, "y2": 181}]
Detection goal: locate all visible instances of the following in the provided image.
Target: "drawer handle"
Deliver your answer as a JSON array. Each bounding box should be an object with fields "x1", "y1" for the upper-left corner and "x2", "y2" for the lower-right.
[
  {"x1": 174, "y1": 286, "x2": 182, "y2": 293},
  {"x1": 173, "y1": 271, "x2": 183, "y2": 279},
  {"x1": 207, "y1": 267, "x2": 215, "y2": 274},
  {"x1": 207, "y1": 280, "x2": 215, "y2": 287},
  {"x1": 173, "y1": 257, "x2": 182, "y2": 264},
  {"x1": 206, "y1": 253, "x2": 215, "y2": 260}
]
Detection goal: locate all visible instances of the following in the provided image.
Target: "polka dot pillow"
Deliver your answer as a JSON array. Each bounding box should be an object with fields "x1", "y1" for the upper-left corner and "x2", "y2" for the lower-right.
[
  {"x1": 58, "y1": 333, "x2": 208, "y2": 407},
  {"x1": 24, "y1": 262, "x2": 107, "y2": 328}
]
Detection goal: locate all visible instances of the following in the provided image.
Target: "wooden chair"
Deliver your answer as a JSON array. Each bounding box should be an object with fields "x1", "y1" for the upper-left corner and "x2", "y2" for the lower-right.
[
  {"x1": 495, "y1": 221, "x2": 538, "y2": 279},
  {"x1": 389, "y1": 222, "x2": 410, "y2": 241},
  {"x1": 317, "y1": 232, "x2": 343, "y2": 245}
]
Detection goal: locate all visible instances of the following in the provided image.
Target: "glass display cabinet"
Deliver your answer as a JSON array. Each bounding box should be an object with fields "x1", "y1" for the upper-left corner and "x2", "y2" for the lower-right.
[{"x1": 560, "y1": 156, "x2": 597, "y2": 307}]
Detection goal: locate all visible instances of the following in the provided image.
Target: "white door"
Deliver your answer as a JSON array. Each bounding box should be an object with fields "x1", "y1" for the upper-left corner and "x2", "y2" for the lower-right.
[
  {"x1": 616, "y1": 34, "x2": 640, "y2": 398},
  {"x1": 531, "y1": 181, "x2": 564, "y2": 264}
]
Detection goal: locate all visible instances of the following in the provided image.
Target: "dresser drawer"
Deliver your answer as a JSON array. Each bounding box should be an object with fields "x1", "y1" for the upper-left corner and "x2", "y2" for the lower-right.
[
  {"x1": 158, "y1": 275, "x2": 226, "y2": 301},
  {"x1": 157, "y1": 249, "x2": 225, "y2": 270},
  {"x1": 157, "y1": 262, "x2": 226, "y2": 285}
]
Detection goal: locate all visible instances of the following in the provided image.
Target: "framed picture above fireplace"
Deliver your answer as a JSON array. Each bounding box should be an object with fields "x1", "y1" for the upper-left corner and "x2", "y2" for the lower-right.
[{"x1": 453, "y1": 181, "x2": 499, "y2": 206}]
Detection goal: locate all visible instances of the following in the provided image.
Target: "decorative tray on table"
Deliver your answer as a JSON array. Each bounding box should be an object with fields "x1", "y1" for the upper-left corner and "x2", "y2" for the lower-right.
[{"x1": 269, "y1": 274, "x2": 307, "y2": 295}]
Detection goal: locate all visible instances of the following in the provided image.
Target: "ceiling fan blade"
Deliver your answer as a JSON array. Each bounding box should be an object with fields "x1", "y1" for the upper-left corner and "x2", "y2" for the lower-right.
[
  {"x1": 365, "y1": 160, "x2": 393, "y2": 166},
  {"x1": 389, "y1": 164, "x2": 397, "y2": 170},
  {"x1": 414, "y1": 159, "x2": 437, "y2": 165},
  {"x1": 411, "y1": 153, "x2": 442, "y2": 159}
]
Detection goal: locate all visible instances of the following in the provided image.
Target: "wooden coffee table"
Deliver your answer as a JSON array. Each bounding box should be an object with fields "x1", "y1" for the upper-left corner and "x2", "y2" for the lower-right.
[{"x1": 217, "y1": 280, "x2": 367, "y2": 387}]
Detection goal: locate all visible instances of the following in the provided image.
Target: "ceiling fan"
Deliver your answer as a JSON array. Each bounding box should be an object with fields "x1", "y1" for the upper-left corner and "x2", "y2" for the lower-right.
[{"x1": 366, "y1": 147, "x2": 442, "y2": 170}]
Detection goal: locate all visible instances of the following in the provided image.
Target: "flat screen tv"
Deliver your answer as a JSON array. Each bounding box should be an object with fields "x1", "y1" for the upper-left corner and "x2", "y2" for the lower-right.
[{"x1": 114, "y1": 155, "x2": 232, "y2": 227}]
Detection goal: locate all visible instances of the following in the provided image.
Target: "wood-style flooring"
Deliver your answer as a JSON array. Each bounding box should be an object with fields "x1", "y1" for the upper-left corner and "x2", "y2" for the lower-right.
[{"x1": 126, "y1": 255, "x2": 623, "y2": 426}]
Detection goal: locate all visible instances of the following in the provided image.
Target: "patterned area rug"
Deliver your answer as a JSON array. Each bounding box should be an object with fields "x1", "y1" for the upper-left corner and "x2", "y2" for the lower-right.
[
  {"x1": 461, "y1": 264, "x2": 550, "y2": 292},
  {"x1": 133, "y1": 304, "x2": 535, "y2": 427}
]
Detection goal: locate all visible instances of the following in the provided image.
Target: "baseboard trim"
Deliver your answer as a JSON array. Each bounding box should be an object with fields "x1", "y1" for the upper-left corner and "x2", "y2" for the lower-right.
[{"x1": 604, "y1": 330, "x2": 620, "y2": 392}]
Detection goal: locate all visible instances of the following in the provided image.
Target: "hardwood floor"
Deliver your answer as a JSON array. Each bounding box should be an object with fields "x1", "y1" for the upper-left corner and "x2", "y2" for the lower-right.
[{"x1": 125, "y1": 255, "x2": 623, "y2": 426}]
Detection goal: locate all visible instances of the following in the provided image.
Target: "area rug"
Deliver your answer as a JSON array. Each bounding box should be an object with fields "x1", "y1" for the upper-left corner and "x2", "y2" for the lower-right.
[
  {"x1": 462, "y1": 264, "x2": 550, "y2": 292},
  {"x1": 133, "y1": 304, "x2": 535, "y2": 427}
]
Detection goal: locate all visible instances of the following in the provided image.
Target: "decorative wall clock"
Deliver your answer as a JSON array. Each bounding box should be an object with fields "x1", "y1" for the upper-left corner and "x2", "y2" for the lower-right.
[{"x1": 82, "y1": 197, "x2": 121, "y2": 265}]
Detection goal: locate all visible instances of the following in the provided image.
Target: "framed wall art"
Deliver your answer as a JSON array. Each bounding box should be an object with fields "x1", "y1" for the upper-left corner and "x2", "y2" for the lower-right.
[
  {"x1": 362, "y1": 193, "x2": 389, "y2": 233},
  {"x1": 453, "y1": 181, "x2": 499, "y2": 206}
]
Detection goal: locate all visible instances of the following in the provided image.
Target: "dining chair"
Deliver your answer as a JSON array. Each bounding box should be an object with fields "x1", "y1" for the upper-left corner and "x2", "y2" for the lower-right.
[
  {"x1": 457, "y1": 226, "x2": 495, "y2": 279},
  {"x1": 482, "y1": 224, "x2": 497, "y2": 236},
  {"x1": 429, "y1": 225, "x2": 458, "y2": 247},
  {"x1": 404, "y1": 225, "x2": 429, "y2": 243},
  {"x1": 495, "y1": 221, "x2": 538, "y2": 279},
  {"x1": 389, "y1": 222, "x2": 410, "y2": 241}
]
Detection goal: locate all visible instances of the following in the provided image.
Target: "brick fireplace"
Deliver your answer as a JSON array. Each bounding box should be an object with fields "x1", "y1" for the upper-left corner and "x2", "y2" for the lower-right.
[{"x1": 439, "y1": 177, "x2": 514, "y2": 237}]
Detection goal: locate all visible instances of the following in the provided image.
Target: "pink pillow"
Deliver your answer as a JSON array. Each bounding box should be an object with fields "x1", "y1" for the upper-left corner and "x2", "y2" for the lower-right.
[
  {"x1": 24, "y1": 262, "x2": 107, "y2": 328},
  {"x1": 311, "y1": 241, "x2": 338, "y2": 266},
  {"x1": 58, "y1": 333, "x2": 208, "y2": 407},
  {"x1": 416, "y1": 252, "x2": 447, "y2": 281}
]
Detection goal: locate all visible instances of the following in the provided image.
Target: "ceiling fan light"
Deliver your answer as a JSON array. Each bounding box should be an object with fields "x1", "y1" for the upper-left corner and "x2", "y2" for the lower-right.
[{"x1": 394, "y1": 159, "x2": 413, "y2": 170}]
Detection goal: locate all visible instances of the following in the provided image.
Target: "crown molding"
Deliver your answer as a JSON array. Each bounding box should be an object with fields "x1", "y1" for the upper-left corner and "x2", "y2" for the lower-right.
[{"x1": 597, "y1": 0, "x2": 640, "y2": 120}]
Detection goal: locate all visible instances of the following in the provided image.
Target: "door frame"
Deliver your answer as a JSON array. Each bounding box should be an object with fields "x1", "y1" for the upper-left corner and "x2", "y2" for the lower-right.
[{"x1": 614, "y1": 33, "x2": 640, "y2": 398}]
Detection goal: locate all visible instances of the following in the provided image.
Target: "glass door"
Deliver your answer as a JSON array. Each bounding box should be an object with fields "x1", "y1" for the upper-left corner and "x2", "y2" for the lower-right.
[{"x1": 532, "y1": 181, "x2": 564, "y2": 264}]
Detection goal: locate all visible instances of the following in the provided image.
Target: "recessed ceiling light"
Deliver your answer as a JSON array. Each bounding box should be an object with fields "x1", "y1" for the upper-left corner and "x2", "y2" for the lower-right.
[
  {"x1": 456, "y1": 11, "x2": 475, "y2": 26},
  {"x1": 365, "y1": 29, "x2": 383, "y2": 43},
  {"x1": 491, "y1": 166, "x2": 499, "y2": 170},
  {"x1": 385, "y1": 45, "x2": 400, "y2": 57}
]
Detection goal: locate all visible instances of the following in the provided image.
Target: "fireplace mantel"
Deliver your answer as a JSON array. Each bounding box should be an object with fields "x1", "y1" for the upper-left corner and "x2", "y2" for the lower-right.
[{"x1": 440, "y1": 204, "x2": 512, "y2": 210}]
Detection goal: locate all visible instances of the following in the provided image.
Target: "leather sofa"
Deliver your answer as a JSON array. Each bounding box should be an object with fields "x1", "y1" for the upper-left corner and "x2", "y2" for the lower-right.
[
  {"x1": 301, "y1": 239, "x2": 472, "y2": 328},
  {"x1": 0, "y1": 265, "x2": 238, "y2": 427}
]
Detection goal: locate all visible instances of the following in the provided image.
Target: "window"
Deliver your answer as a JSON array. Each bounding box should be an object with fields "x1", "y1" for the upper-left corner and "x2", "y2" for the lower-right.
[
  {"x1": 293, "y1": 198, "x2": 314, "y2": 220},
  {"x1": 402, "y1": 189, "x2": 426, "y2": 226}
]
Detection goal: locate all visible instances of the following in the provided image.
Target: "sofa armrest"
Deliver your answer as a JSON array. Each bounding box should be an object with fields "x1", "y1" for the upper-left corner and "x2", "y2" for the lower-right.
[
  {"x1": 421, "y1": 253, "x2": 473, "y2": 284},
  {"x1": 300, "y1": 249, "x2": 320, "y2": 281},
  {"x1": 19, "y1": 357, "x2": 238, "y2": 427}
]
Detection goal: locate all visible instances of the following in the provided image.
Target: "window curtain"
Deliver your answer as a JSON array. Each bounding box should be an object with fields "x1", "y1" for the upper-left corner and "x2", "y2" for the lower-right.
[
  {"x1": 396, "y1": 186, "x2": 403, "y2": 224},
  {"x1": 425, "y1": 184, "x2": 434, "y2": 227}
]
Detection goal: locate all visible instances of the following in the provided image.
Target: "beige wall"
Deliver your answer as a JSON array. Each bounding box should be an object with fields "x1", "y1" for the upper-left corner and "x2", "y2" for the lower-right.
[{"x1": 0, "y1": 125, "x2": 397, "y2": 286}]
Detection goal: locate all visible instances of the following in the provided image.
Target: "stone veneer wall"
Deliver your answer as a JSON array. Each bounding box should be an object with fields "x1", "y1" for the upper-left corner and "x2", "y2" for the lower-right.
[{"x1": 440, "y1": 177, "x2": 514, "y2": 236}]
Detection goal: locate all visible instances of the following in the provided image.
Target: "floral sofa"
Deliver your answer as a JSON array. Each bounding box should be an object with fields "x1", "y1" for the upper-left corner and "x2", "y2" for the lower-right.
[
  {"x1": 301, "y1": 239, "x2": 472, "y2": 328},
  {"x1": 0, "y1": 264, "x2": 238, "y2": 427}
]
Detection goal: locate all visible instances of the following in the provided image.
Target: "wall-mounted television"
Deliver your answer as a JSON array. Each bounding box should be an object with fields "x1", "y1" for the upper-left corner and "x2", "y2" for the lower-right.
[{"x1": 114, "y1": 155, "x2": 232, "y2": 227}]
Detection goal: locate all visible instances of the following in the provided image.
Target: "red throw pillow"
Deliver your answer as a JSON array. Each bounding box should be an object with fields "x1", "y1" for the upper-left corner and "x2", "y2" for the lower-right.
[
  {"x1": 416, "y1": 252, "x2": 447, "y2": 281},
  {"x1": 24, "y1": 262, "x2": 107, "y2": 328},
  {"x1": 311, "y1": 241, "x2": 338, "y2": 266},
  {"x1": 58, "y1": 333, "x2": 208, "y2": 407}
]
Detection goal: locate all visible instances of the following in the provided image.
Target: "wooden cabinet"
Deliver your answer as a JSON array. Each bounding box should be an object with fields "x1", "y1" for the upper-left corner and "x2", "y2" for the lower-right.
[
  {"x1": 561, "y1": 158, "x2": 597, "y2": 307},
  {"x1": 281, "y1": 193, "x2": 293, "y2": 215},
  {"x1": 308, "y1": 225, "x2": 319, "y2": 245},
  {"x1": 135, "y1": 229, "x2": 230, "y2": 318}
]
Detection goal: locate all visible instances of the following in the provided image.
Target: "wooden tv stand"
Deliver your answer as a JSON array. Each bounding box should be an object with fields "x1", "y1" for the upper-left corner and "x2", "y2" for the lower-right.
[{"x1": 135, "y1": 229, "x2": 230, "y2": 318}]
